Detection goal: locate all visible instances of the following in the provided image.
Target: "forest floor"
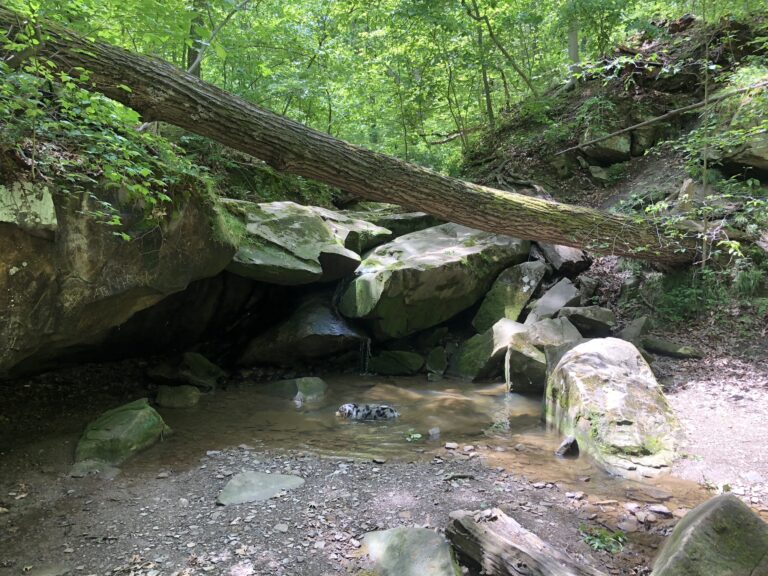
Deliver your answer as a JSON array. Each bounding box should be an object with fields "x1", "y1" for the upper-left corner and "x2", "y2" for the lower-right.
[{"x1": 1, "y1": 322, "x2": 767, "y2": 576}]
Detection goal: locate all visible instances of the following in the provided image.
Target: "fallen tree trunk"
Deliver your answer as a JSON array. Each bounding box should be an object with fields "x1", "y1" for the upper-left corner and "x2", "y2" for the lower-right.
[
  {"x1": 0, "y1": 8, "x2": 697, "y2": 264},
  {"x1": 447, "y1": 509, "x2": 607, "y2": 576}
]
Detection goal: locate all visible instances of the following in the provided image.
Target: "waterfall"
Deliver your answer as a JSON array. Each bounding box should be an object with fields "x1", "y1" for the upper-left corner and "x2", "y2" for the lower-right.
[{"x1": 504, "y1": 346, "x2": 513, "y2": 393}]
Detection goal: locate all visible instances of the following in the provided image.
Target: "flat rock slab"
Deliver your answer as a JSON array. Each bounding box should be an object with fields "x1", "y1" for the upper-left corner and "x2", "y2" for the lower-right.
[
  {"x1": 362, "y1": 527, "x2": 460, "y2": 576},
  {"x1": 525, "y1": 278, "x2": 580, "y2": 324},
  {"x1": 217, "y1": 472, "x2": 305, "y2": 505}
]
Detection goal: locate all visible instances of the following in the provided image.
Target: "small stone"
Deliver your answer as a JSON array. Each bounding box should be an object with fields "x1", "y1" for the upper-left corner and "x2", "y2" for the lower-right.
[
  {"x1": 0, "y1": 507, "x2": 8, "y2": 514},
  {"x1": 275, "y1": 523, "x2": 289, "y2": 533},
  {"x1": 617, "y1": 518, "x2": 640, "y2": 533},
  {"x1": 444, "y1": 442, "x2": 459, "y2": 450},
  {"x1": 463, "y1": 445, "x2": 475, "y2": 453},
  {"x1": 673, "y1": 508, "x2": 689, "y2": 518},
  {"x1": 646, "y1": 512, "x2": 658, "y2": 523},
  {"x1": 64, "y1": 547, "x2": 74, "y2": 553},
  {"x1": 566, "y1": 491, "x2": 585, "y2": 500},
  {"x1": 372, "y1": 458, "x2": 387, "y2": 464},
  {"x1": 156, "y1": 472, "x2": 170, "y2": 479},
  {"x1": 648, "y1": 504, "x2": 672, "y2": 517},
  {"x1": 186, "y1": 542, "x2": 197, "y2": 548},
  {"x1": 314, "y1": 541, "x2": 326, "y2": 550},
  {"x1": 179, "y1": 498, "x2": 189, "y2": 507},
  {"x1": 532, "y1": 482, "x2": 547, "y2": 489}
]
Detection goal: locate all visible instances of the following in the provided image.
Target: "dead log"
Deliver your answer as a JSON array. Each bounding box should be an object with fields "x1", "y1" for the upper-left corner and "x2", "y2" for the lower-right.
[{"x1": 447, "y1": 508, "x2": 607, "y2": 576}]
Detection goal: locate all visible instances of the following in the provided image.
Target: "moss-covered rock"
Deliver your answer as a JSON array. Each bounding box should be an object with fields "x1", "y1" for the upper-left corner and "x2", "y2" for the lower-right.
[
  {"x1": 651, "y1": 494, "x2": 768, "y2": 576},
  {"x1": 545, "y1": 338, "x2": 681, "y2": 478},
  {"x1": 239, "y1": 292, "x2": 366, "y2": 365},
  {"x1": 472, "y1": 261, "x2": 547, "y2": 333},
  {"x1": 426, "y1": 347, "x2": 448, "y2": 376},
  {"x1": 338, "y1": 223, "x2": 530, "y2": 340},
  {"x1": 642, "y1": 335, "x2": 702, "y2": 359},
  {"x1": 224, "y1": 200, "x2": 361, "y2": 285},
  {"x1": 368, "y1": 350, "x2": 424, "y2": 375},
  {"x1": 75, "y1": 399, "x2": 169, "y2": 465}
]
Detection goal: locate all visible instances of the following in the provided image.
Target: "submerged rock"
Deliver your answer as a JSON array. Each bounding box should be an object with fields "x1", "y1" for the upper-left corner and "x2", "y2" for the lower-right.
[
  {"x1": 545, "y1": 338, "x2": 681, "y2": 478},
  {"x1": 75, "y1": 399, "x2": 169, "y2": 465},
  {"x1": 156, "y1": 385, "x2": 201, "y2": 408},
  {"x1": 239, "y1": 293, "x2": 366, "y2": 365},
  {"x1": 261, "y1": 377, "x2": 328, "y2": 402},
  {"x1": 362, "y1": 527, "x2": 460, "y2": 576},
  {"x1": 217, "y1": 471, "x2": 305, "y2": 505},
  {"x1": 368, "y1": 350, "x2": 424, "y2": 376},
  {"x1": 472, "y1": 261, "x2": 547, "y2": 332},
  {"x1": 651, "y1": 494, "x2": 768, "y2": 576},
  {"x1": 338, "y1": 223, "x2": 530, "y2": 340},
  {"x1": 224, "y1": 200, "x2": 361, "y2": 285}
]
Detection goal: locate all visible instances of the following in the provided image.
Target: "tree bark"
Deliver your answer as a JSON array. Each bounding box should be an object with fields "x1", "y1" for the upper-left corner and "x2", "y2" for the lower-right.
[
  {"x1": 446, "y1": 509, "x2": 607, "y2": 576},
  {"x1": 0, "y1": 8, "x2": 697, "y2": 264}
]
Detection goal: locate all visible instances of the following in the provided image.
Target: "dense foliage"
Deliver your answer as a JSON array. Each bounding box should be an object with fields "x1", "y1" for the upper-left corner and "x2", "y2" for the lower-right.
[{"x1": 4, "y1": 0, "x2": 763, "y2": 174}]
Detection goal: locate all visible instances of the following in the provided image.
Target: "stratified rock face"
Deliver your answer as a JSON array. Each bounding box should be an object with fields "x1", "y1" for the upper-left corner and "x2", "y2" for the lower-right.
[
  {"x1": 546, "y1": 338, "x2": 681, "y2": 479},
  {"x1": 651, "y1": 494, "x2": 768, "y2": 576},
  {"x1": 472, "y1": 261, "x2": 547, "y2": 333},
  {"x1": 338, "y1": 224, "x2": 530, "y2": 340},
  {"x1": 224, "y1": 200, "x2": 361, "y2": 285},
  {"x1": 0, "y1": 183, "x2": 235, "y2": 378},
  {"x1": 239, "y1": 293, "x2": 366, "y2": 365},
  {"x1": 75, "y1": 399, "x2": 169, "y2": 465},
  {"x1": 362, "y1": 527, "x2": 460, "y2": 576}
]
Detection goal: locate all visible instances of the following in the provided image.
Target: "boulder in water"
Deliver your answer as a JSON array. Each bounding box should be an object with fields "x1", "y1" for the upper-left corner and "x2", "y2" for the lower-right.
[
  {"x1": 368, "y1": 350, "x2": 425, "y2": 376},
  {"x1": 546, "y1": 338, "x2": 681, "y2": 478}
]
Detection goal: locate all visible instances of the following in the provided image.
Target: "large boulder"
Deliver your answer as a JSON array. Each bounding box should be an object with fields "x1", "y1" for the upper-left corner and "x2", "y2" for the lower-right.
[
  {"x1": 362, "y1": 527, "x2": 460, "y2": 576},
  {"x1": 239, "y1": 293, "x2": 366, "y2": 365},
  {"x1": 557, "y1": 306, "x2": 616, "y2": 337},
  {"x1": 0, "y1": 181, "x2": 235, "y2": 377},
  {"x1": 307, "y1": 205, "x2": 392, "y2": 254},
  {"x1": 338, "y1": 224, "x2": 530, "y2": 340},
  {"x1": 580, "y1": 128, "x2": 631, "y2": 164},
  {"x1": 224, "y1": 200, "x2": 361, "y2": 285},
  {"x1": 472, "y1": 261, "x2": 547, "y2": 333},
  {"x1": 75, "y1": 399, "x2": 169, "y2": 465},
  {"x1": 545, "y1": 338, "x2": 681, "y2": 478},
  {"x1": 651, "y1": 494, "x2": 768, "y2": 576}
]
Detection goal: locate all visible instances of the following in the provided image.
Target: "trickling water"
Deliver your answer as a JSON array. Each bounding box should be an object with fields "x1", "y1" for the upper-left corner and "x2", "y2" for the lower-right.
[
  {"x1": 360, "y1": 338, "x2": 372, "y2": 373},
  {"x1": 504, "y1": 346, "x2": 513, "y2": 393}
]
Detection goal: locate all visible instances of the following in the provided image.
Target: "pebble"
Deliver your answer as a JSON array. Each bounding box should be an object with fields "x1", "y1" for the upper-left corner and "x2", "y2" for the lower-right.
[
  {"x1": 532, "y1": 482, "x2": 547, "y2": 489},
  {"x1": 444, "y1": 442, "x2": 459, "y2": 450},
  {"x1": 463, "y1": 445, "x2": 475, "y2": 453},
  {"x1": 275, "y1": 523, "x2": 289, "y2": 533},
  {"x1": 156, "y1": 472, "x2": 170, "y2": 479},
  {"x1": 565, "y1": 491, "x2": 585, "y2": 500}
]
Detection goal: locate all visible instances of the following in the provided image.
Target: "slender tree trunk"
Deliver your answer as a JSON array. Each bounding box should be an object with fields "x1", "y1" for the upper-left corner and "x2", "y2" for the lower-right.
[
  {"x1": 0, "y1": 8, "x2": 697, "y2": 264},
  {"x1": 472, "y1": 0, "x2": 495, "y2": 129},
  {"x1": 186, "y1": 0, "x2": 207, "y2": 78}
]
